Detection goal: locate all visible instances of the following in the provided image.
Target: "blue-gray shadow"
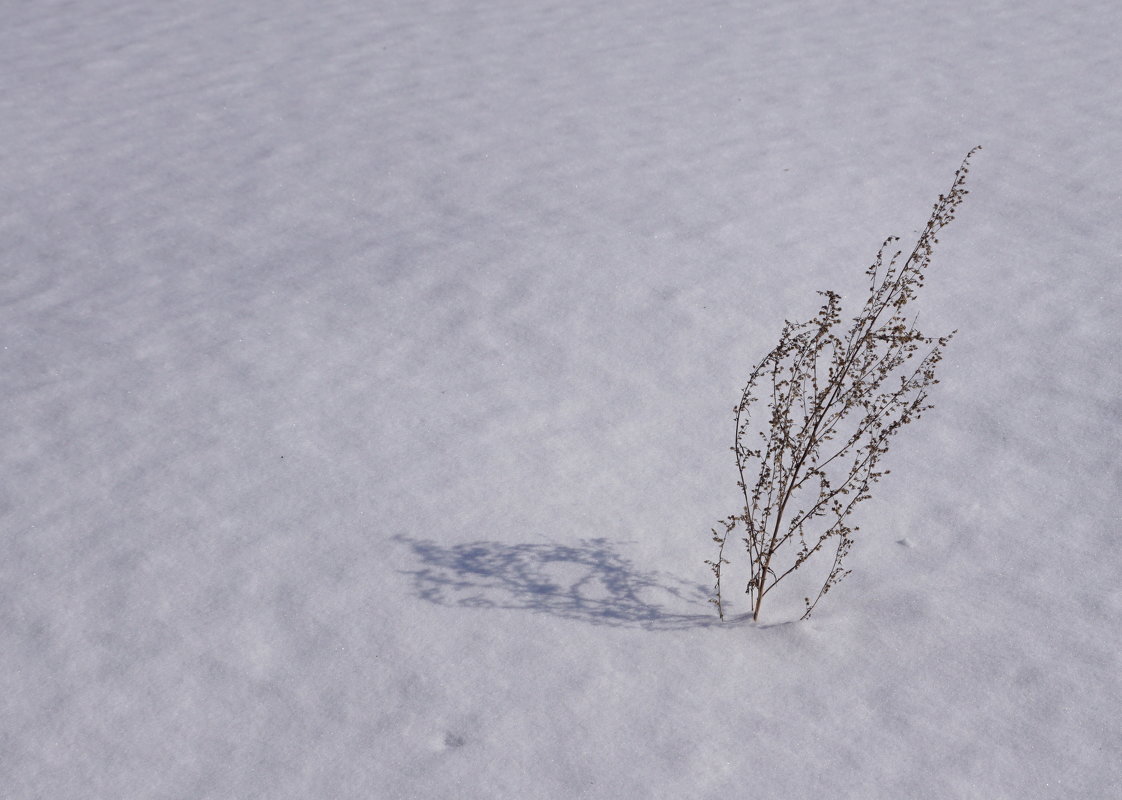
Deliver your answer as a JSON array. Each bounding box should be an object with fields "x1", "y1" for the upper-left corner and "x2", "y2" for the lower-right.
[{"x1": 394, "y1": 535, "x2": 721, "y2": 630}]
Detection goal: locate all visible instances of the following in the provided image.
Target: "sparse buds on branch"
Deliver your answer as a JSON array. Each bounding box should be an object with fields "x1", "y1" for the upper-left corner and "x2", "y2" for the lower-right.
[{"x1": 708, "y1": 148, "x2": 979, "y2": 623}]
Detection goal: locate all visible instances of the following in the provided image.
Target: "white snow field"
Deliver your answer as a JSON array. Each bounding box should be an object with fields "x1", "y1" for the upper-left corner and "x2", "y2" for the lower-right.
[{"x1": 3, "y1": 1, "x2": 1121, "y2": 797}]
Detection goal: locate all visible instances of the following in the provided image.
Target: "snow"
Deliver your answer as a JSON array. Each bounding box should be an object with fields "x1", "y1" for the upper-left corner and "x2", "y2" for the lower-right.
[{"x1": 3, "y1": 1, "x2": 1121, "y2": 797}]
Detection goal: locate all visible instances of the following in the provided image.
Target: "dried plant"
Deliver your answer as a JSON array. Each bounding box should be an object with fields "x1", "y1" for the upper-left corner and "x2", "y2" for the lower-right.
[{"x1": 707, "y1": 148, "x2": 980, "y2": 622}]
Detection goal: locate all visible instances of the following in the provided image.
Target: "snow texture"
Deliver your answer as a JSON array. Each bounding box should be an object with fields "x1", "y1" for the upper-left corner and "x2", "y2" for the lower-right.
[{"x1": 3, "y1": 1, "x2": 1121, "y2": 797}]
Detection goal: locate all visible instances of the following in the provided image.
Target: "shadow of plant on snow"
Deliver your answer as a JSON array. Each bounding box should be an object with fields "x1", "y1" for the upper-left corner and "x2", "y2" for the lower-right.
[{"x1": 393, "y1": 535, "x2": 719, "y2": 630}]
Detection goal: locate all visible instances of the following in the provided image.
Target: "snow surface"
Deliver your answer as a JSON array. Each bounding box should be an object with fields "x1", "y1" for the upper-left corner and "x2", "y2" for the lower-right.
[{"x1": 3, "y1": 1, "x2": 1121, "y2": 797}]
